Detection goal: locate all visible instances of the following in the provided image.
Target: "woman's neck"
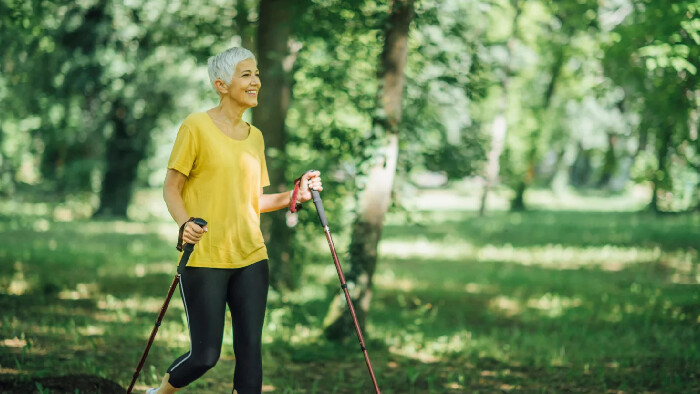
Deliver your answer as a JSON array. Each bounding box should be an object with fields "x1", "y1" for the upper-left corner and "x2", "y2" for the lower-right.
[{"x1": 210, "y1": 98, "x2": 247, "y2": 127}]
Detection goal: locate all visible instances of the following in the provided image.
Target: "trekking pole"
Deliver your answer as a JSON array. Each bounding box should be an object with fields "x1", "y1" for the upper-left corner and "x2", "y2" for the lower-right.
[
  {"x1": 308, "y1": 187, "x2": 381, "y2": 394},
  {"x1": 126, "y1": 218, "x2": 207, "y2": 394}
]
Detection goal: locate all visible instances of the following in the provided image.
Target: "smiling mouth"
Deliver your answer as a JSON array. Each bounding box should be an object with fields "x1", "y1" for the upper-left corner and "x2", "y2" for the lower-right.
[{"x1": 246, "y1": 90, "x2": 258, "y2": 96}]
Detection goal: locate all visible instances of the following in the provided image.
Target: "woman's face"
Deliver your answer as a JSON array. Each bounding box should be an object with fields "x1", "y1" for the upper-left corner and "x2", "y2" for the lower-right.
[{"x1": 222, "y1": 58, "x2": 261, "y2": 108}]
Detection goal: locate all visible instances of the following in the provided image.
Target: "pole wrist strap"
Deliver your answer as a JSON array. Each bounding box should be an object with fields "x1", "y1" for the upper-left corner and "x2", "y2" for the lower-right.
[
  {"x1": 176, "y1": 217, "x2": 196, "y2": 251},
  {"x1": 289, "y1": 175, "x2": 304, "y2": 213}
]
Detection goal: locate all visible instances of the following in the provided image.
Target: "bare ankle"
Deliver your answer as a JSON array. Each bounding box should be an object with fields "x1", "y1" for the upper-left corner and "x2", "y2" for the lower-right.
[{"x1": 156, "y1": 373, "x2": 179, "y2": 394}]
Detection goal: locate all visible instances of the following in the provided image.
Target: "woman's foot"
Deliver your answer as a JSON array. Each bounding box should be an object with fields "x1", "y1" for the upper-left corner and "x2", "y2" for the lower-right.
[{"x1": 150, "y1": 373, "x2": 179, "y2": 394}]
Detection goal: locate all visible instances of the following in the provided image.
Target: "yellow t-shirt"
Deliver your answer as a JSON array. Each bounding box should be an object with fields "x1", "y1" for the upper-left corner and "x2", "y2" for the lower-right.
[{"x1": 167, "y1": 112, "x2": 270, "y2": 268}]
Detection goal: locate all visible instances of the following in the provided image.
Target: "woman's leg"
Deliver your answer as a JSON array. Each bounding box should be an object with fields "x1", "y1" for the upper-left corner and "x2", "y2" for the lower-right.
[
  {"x1": 227, "y1": 260, "x2": 269, "y2": 394},
  {"x1": 151, "y1": 373, "x2": 177, "y2": 394},
  {"x1": 163, "y1": 267, "x2": 230, "y2": 389}
]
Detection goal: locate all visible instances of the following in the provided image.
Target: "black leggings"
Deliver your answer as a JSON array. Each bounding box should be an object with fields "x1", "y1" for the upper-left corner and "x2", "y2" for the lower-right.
[{"x1": 166, "y1": 260, "x2": 269, "y2": 393}]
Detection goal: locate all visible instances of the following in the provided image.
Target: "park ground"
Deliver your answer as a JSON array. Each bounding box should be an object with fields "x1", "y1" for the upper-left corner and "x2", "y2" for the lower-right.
[{"x1": 0, "y1": 184, "x2": 698, "y2": 393}]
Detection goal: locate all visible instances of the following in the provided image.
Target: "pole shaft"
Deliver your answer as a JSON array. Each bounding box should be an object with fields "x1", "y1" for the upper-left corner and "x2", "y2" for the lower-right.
[
  {"x1": 126, "y1": 274, "x2": 180, "y2": 394},
  {"x1": 323, "y1": 227, "x2": 380, "y2": 394},
  {"x1": 310, "y1": 189, "x2": 379, "y2": 392},
  {"x1": 127, "y1": 217, "x2": 206, "y2": 393}
]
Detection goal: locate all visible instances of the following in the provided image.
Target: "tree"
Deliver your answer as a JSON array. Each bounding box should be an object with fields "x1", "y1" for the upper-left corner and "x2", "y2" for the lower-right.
[
  {"x1": 94, "y1": 1, "x2": 238, "y2": 216},
  {"x1": 1, "y1": 0, "x2": 253, "y2": 216},
  {"x1": 324, "y1": 0, "x2": 415, "y2": 340},
  {"x1": 494, "y1": 0, "x2": 601, "y2": 210},
  {"x1": 603, "y1": 0, "x2": 700, "y2": 212},
  {"x1": 1, "y1": 0, "x2": 112, "y2": 195},
  {"x1": 479, "y1": 0, "x2": 523, "y2": 215},
  {"x1": 405, "y1": 0, "x2": 486, "y2": 183},
  {"x1": 236, "y1": 0, "x2": 257, "y2": 53},
  {"x1": 253, "y1": 0, "x2": 308, "y2": 289}
]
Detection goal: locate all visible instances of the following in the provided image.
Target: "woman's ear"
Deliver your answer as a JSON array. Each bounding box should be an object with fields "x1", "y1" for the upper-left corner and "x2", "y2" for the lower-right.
[{"x1": 215, "y1": 79, "x2": 228, "y2": 95}]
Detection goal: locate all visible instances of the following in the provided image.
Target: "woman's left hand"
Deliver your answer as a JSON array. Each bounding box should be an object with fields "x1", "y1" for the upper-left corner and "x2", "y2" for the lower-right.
[{"x1": 298, "y1": 171, "x2": 323, "y2": 203}]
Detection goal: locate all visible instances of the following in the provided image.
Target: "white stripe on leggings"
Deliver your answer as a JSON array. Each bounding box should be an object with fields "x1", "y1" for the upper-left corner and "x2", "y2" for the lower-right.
[{"x1": 169, "y1": 277, "x2": 192, "y2": 372}]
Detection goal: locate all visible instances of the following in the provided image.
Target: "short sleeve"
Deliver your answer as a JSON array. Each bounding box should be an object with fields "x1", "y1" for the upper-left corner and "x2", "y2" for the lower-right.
[
  {"x1": 260, "y1": 137, "x2": 270, "y2": 188},
  {"x1": 167, "y1": 124, "x2": 197, "y2": 176}
]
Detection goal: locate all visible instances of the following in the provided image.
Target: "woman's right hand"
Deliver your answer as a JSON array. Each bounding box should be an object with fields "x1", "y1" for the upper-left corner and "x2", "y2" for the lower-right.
[{"x1": 182, "y1": 220, "x2": 208, "y2": 245}]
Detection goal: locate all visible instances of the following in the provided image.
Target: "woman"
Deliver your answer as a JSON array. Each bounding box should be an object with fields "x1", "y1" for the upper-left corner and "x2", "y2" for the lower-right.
[{"x1": 148, "y1": 47, "x2": 322, "y2": 394}]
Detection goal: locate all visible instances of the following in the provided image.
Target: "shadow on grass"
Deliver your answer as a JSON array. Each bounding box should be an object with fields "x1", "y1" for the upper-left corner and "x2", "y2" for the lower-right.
[
  {"x1": 0, "y1": 212, "x2": 699, "y2": 392},
  {"x1": 0, "y1": 374, "x2": 125, "y2": 394}
]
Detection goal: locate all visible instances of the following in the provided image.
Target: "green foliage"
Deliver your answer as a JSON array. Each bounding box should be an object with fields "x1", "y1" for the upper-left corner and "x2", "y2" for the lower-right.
[
  {"x1": 603, "y1": 0, "x2": 700, "y2": 210},
  {"x1": 0, "y1": 0, "x2": 698, "y2": 214},
  {"x1": 0, "y1": 0, "x2": 238, "y2": 197},
  {"x1": 4, "y1": 0, "x2": 700, "y2": 390},
  {"x1": 423, "y1": 131, "x2": 485, "y2": 179},
  {"x1": 288, "y1": 0, "x2": 489, "y2": 195},
  {"x1": 401, "y1": 0, "x2": 487, "y2": 180}
]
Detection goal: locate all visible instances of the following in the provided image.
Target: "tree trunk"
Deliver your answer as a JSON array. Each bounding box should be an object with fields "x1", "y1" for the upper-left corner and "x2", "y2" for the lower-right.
[
  {"x1": 598, "y1": 133, "x2": 617, "y2": 188},
  {"x1": 511, "y1": 48, "x2": 564, "y2": 210},
  {"x1": 651, "y1": 125, "x2": 672, "y2": 213},
  {"x1": 324, "y1": 0, "x2": 414, "y2": 341},
  {"x1": 544, "y1": 147, "x2": 566, "y2": 188},
  {"x1": 480, "y1": 109, "x2": 507, "y2": 216},
  {"x1": 688, "y1": 101, "x2": 699, "y2": 210},
  {"x1": 570, "y1": 142, "x2": 592, "y2": 187},
  {"x1": 254, "y1": 0, "x2": 304, "y2": 290},
  {"x1": 0, "y1": 124, "x2": 16, "y2": 196},
  {"x1": 94, "y1": 101, "x2": 148, "y2": 217},
  {"x1": 511, "y1": 180, "x2": 527, "y2": 211},
  {"x1": 479, "y1": 0, "x2": 522, "y2": 216},
  {"x1": 236, "y1": 0, "x2": 256, "y2": 53}
]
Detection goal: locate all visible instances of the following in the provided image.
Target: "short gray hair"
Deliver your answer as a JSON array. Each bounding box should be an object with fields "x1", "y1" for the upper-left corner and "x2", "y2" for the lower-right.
[{"x1": 207, "y1": 47, "x2": 256, "y2": 91}]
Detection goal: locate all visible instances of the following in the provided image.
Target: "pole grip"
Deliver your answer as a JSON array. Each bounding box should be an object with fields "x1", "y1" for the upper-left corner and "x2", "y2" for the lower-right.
[
  {"x1": 311, "y1": 189, "x2": 329, "y2": 228},
  {"x1": 177, "y1": 218, "x2": 207, "y2": 274}
]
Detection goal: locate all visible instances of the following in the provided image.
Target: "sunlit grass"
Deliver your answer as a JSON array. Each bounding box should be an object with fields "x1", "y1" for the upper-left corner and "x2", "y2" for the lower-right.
[
  {"x1": 402, "y1": 182, "x2": 652, "y2": 213},
  {"x1": 380, "y1": 238, "x2": 669, "y2": 268},
  {"x1": 1, "y1": 190, "x2": 699, "y2": 392}
]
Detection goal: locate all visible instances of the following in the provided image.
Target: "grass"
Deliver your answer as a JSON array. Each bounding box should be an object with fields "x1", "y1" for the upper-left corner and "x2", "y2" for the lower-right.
[{"x1": 0, "y1": 188, "x2": 699, "y2": 393}]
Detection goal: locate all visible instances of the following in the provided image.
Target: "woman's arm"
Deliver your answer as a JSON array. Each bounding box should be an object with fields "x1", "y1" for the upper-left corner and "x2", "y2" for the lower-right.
[
  {"x1": 163, "y1": 168, "x2": 206, "y2": 244},
  {"x1": 259, "y1": 171, "x2": 323, "y2": 213},
  {"x1": 259, "y1": 191, "x2": 292, "y2": 213}
]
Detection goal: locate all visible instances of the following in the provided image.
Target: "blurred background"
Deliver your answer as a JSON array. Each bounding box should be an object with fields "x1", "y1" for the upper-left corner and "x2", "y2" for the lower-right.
[{"x1": 0, "y1": 0, "x2": 699, "y2": 392}]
